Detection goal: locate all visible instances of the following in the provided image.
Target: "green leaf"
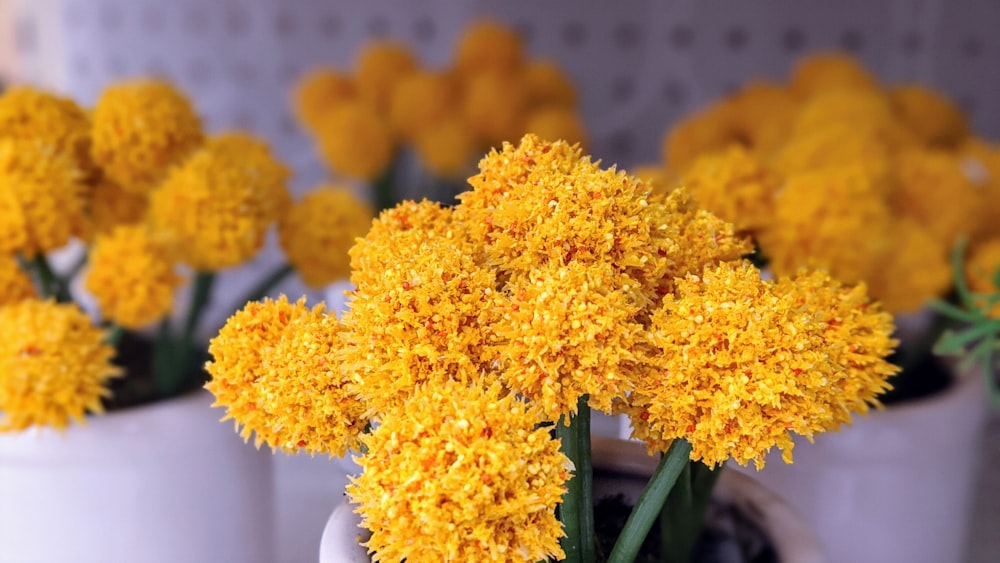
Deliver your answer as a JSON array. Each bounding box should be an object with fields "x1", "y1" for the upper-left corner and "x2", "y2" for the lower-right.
[{"x1": 926, "y1": 299, "x2": 981, "y2": 324}]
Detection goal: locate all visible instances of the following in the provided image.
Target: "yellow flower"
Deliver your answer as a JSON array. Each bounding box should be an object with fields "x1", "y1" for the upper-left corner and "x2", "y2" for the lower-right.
[
  {"x1": 84, "y1": 225, "x2": 185, "y2": 329},
  {"x1": 278, "y1": 185, "x2": 374, "y2": 288},
  {"x1": 0, "y1": 86, "x2": 94, "y2": 177},
  {"x1": 681, "y1": 145, "x2": 779, "y2": 233},
  {"x1": 148, "y1": 135, "x2": 284, "y2": 270},
  {"x1": 354, "y1": 41, "x2": 418, "y2": 110},
  {"x1": 629, "y1": 261, "x2": 896, "y2": 467},
  {"x1": 0, "y1": 299, "x2": 121, "y2": 431},
  {"x1": 497, "y1": 262, "x2": 644, "y2": 420},
  {"x1": 770, "y1": 123, "x2": 896, "y2": 188},
  {"x1": 724, "y1": 81, "x2": 799, "y2": 159},
  {"x1": 454, "y1": 20, "x2": 525, "y2": 75},
  {"x1": 793, "y1": 88, "x2": 897, "y2": 134},
  {"x1": 758, "y1": 165, "x2": 892, "y2": 285},
  {"x1": 661, "y1": 102, "x2": 737, "y2": 171},
  {"x1": 206, "y1": 297, "x2": 366, "y2": 456},
  {"x1": 0, "y1": 139, "x2": 89, "y2": 257},
  {"x1": 890, "y1": 84, "x2": 969, "y2": 148},
  {"x1": 630, "y1": 164, "x2": 678, "y2": 197},
  {"x1": 965, "y1": 239, "x2": 1000, "y2": 317},
  {"x1": 91, "y1": 79, "x2": 204, "y2": 193},
  {"x1": 348, "y1": 379, "x2": 568, "y2": 563},
  {"x1": 462, "y1": 69, "x2": 529, "y2": 146},
  {"x1": 867, "y1": 219, "x2": 952, "y2": 314},
  {"x1": 524, "y1": 106, "x2": 588, "y2": 149},
  {"x1": 207, "y1": 132, "x2": 292, "y2": 221},
  {"x1": 340, "y1": 227, "x2": 500, "y2": 417},
  {"x1": 0, "y1": 256, "x2": 37, "y2": 306},
  {"x1": 86, "y1": 176, "x2": 148, "y2": 238},
  {"x1": 315, "y1": 100, "x2": 395, "y2": 181},
  {"x1": 892, "y1": 147, "x2": 985, "y2": 245},
  {"x1": 291, "y1": 67, "x2": 357, "y2": 133},
  {"x1": 413, "y1": 116, "x2": 477, "y2": 177},
  {"x1": 524, "y1": 60, "x2": 577, "y2": 109},
  {"x1": 388, "y1": 71, "x2": 458, "y2": 141},
  {"x1": 788, "y1": 51, "x2": 879, "y2": 98}
]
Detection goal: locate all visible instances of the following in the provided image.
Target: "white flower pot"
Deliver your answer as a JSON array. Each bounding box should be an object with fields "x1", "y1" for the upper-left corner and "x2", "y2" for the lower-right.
[
  {"x1": 732, "y1": 371, "x2": 990, "y2": 563},
  {"x1": 318, "y1": 437, "x2": 824, "y2": 563},
  {"x1": 0, "y1": 390, "x2": 275, "y2": 563}
]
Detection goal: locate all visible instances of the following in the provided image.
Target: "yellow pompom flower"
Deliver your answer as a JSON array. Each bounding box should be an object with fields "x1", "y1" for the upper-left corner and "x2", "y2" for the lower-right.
[
  {"x1": 770, "y1": 123, "x2": 896, "y2": 188},
  {"x1": 348, "y1": 379, "x2": 568, "y2": 563},
  {"x1": 524, "y1": 106, "x2": 588, "y2": 149},
  {"x1": 758, "y1": 165, "x2": 892, "y2": 285},
  {"x1": 315, "y1": 100, "x2": 395, "y2": 181},
  {"x1": 630, "y1": 164, "x2": 678, "y2": 197},
  {"x1": 388, "y1": 71, "x2": 458, "y2": 141},
  {"x1": 868, "y1": 219, "x2": 952, "y2": 314},
  {"x1": 661, "y1": 102, "x2": 738, "y2": 172},
  {"x1": 0, "y1": 299, "x2": 121, "y2": 431},
  {"x1": 0, "y1": 139, "x2": 89, "y2": 257},
  {"x1": 413, "y1": 116, "x2": 477, "y2": 177},
  {"x1": 789, "y1": 51, "x2": 879, "y2": 98},
  {"x1": 682, "y1": 145, "x2": 779, "y2": 233},
  {"x1": 0, "y1": 86, "x2": 95, "y2": 177},
  {"x1": 278, "y1": 186, "x2": 374, "y2": 288},
  {"x1": 629, "y1": 261, "x2": 896, "y2": 467},
  {"x1": 965, "y1": 239, "x2": 1000, "y2": 317},
  {"x1": 462, "y1": 70, "x2": 529, "y2": 146},
  {"x1": 148, "y1": 137, "x2": 283, "y2": 270},
  {"x1": 207, "y1": 132, "x2": 292, "y2": 220},
  {"x1": 291, "y1": 67, "x2": 357, "y2": 133},
  {"x1": 793, "y1": 89, "x2": 897, "y2": 134},
  {"x1": 206, "y1": 297, "x2": 367, "y2": 456},
  {"x1": 890, "y1": 84, "x2": 969, "y2": 148},
  {"x1": 454, "y1": 20, "x2": 525, "y2": 75},
  {"x1": 0, "y1": 256, "x2": 37, "y2": 306},
  {"x1": 725, "y1": 81, "x2": 799, "y2": 159},
  {"x1": 892, "y1": 147, "x2": 985, "y2": 245},
  {"x1": 84, "y1": 225, "x2": 185, "y2": 329},
  {"x1": 497, "y1": 262, "x2": 644, "y2": 420},
  {"x1": 86, "y1": 176, "x2": 148, "y2": 238},
  {"x1": 354, "y1": 41, "x2": 418, "y2": 110},
  {"x1": 524, "y1": 60, "x2": 577, "y2": 109},
  {"x1": 91, "y1": 79, "x2": 204, "y2": 193}
]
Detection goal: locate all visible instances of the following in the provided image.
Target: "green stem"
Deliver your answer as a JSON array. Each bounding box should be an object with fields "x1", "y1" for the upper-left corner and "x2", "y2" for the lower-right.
[
  {"x1": 26, "y1": 254, "x2": 71, "y2": 302},
  {"x1": 235, "y1": 263, "x2": 294, "y2": 306},
  {"x1": 373, "y1": 155, "x2": 399, "y2": 214},
  {"x1": 104, "y1": 324, "x2": 125, "y2": 348},
  {"x1": 153, "y1": 317, "x2": 176, "y2": 396},
  {"x1": 608, "y1": 439, "x2": 693, "y2": 563},
  {"x1": 183, "y1": 272, "x2": 216, "y2": 346},
  {"x1": 577, "y1": 401, "x2": 596, "y2": 563},
  {"x1": 556, "y1": 418, "x2": 582, "y2": 563},
  {"x1": 660, "y1": 461, "x2": 693, "y2": 563},
  {"x1": 156, "y1": 271, "x2": 215, "y2": 398}
]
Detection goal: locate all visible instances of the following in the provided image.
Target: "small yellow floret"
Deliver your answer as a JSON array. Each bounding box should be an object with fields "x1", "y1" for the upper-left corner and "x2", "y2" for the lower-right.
[
  {"x1": 524, "y1": 106, "x2": 588, "y2": 149},
  {"x1": 291, "y1": 67, "x2": 356, "y2": 133},
  {"x1": 413, "y1": 117, "x2": 477, "y2": 177},
  {"x1": 0, "y1": 299, "x2": 121, "y2": 431},
  {"x1": 0, "y1": 86, "x2": 94, "y2": 177},
  {"x1": 682, "y1": 145, "x2": 778, "y2": 233},
  {"x1": 0, "y1": 256, "x2": 37, "y2": 306},
  {"x1": 315, "y1": 101, "x2": 395, "y2": 181},
  {"x1": 789, "y1": 51, "x2": 879, "y2": 98},
  {"x1": 354, "y1": 41, "x2": 418, "y2": 110},
  {"x1": 388, "y1": 71, "x2": 458, "y2": 141},
  {"x1": 524, "y1": 60, "x2": 577, "y2": 108},
  {"x1": 86, "y1": 176, "x2": 148, "y2": 238},
  {"x1": 462, "y1": 70, "x2": 529, "y2": 146},
  {"x1": 890, "y1": 84, "x2": 969, "y2": 148},
  {"x1": 454, "y1": 20, "x2": 525, "y2": 75}
]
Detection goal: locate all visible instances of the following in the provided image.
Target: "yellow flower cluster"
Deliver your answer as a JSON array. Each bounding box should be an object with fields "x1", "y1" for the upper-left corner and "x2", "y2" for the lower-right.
[
  {"x1": 0, "y1": 86, "x2": 95, "y2": 178},
  {"x1": 84, "y1": 226, "x2": 185, "y2": 329},
  {"x1": 292, "y1": 19, "x2": 586, "y2": 179},
  {"x1": 0, "y1": 299, "x2": 121, "y2": 431},
  {"x1": 208, "y1": 135, "x2": 899, "y2": 560},
  {"x1": 0, "y1": 256, "x2": 37, "y2": 306},
  {"x1": 349, "y1": 380, "x2": 569, "y2": 563},
  {"x1": 650, "y1": 51, "x2": 988, "y2": 314},
  {"x1": 278, "y1": 186, "x2": 374, "y2": 288}
]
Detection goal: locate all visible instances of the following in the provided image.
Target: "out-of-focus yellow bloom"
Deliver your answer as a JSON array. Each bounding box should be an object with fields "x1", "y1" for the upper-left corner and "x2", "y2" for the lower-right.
[
  {"x1": 315, "y1": 100, "x2": 395, "y2": 181},
  {"x1": 792, "y1": 89, "x2": 910, "y2": 145},
  {"x1": 388, "y1": 71, "x2": 458, "y2": 141},
  {"x1": 0, "y1": 256, "x2": 37, "y2": 306},
  {"x1": 354, "y1": 41, "x2": 417, "y2": 110},
  {"x1": 524, "y1": 107, "x2": 588, "y2": 149},
  {"x1": 0, "y1": 139, "x2": 89, "y2": 257},
  {"x1": 278, "y1": 185, "x2": 374, "y2": 288},
  {"x1": 890, "y1": 84, "x2": 969, "y2": 148},
  {"x1": 891, "y1": 147, "x2": 985, "y2": 245},
  {"x1": 413, "y1": 116, "x2": 477, "y2": 177},
  {"x1": 86, "y1": 176, "x2": 148, "y2": 238},
  {"x1": 758, "y1": 165, "x2": 892, "y2": 285},
  {"x1": 725, "y1": 81, "x2": 799, "y2": 159},
  {"x1": 454, "y1": 20, "x2": 525, "y2": 75},
  {"x1": 682, "y1": 145, "x2": 779, "y2": 233},
  {"x1": 789, "y1": 51, "x2": 879, "y2": 98},
  {"x1": 524, "y1": 59, "x2": 577, "y2": 109},
  {"x1": 291, "y1": 67, "x2": 356, "y2": 133},
  {"x1": 91, "y1": 79, "x2": 204, "y2": 193},
  {"x1": 84, "y1": 225, "x2": 185, "y2": 329},
  {"x1": 959, "y1": 138, "x2": 1000, "y2": 241},
  {"x1": 868, "y1": 218, "x2": 952, "y2": 313},
  {"x1": 0, "y1": 299, "x2": 121, "y2": 431},
  {"x1": 206, "y1": 296, "x2": 367, "y2": 456},
  {"x1": 770, "y1": 123, "x2": 896, "y2": 186},
  {"x1": 349, "y1": 379, "x2": 568, "y2": 563},
  {"x1": 207, "y1": 132, "x2": 292, "y2": 220},
  {"x1": 462, "y1": 70, "x2": 529, "y2": 146},
  {"x1": 0, "y1": 86, "x2": 95, "y2": 177},
  {"x1": 662, "y1": 102, "x2": 737, "y2": 172},
  {"x1": 148, "y1": 137, "x2": 283, "y2": 270},
  {"x1": 966, "y1": 239, "x2": 1000, "y2": 317},
  {"x1": 630, "y1": 164, "x2": 678, "y2": 197}
]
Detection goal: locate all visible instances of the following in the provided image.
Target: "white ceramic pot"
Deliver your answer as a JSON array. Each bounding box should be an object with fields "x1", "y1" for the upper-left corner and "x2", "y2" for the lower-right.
[
  {"x1": 732, "y1": 371, "x2": 990, "y2": 563},
  {"x1": 318, "y1": 437, "x2": 824, "y2": 563},
  {"x1": 0, "y1": 390, "x2": 275, "y2": 563}
]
